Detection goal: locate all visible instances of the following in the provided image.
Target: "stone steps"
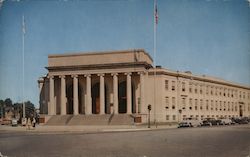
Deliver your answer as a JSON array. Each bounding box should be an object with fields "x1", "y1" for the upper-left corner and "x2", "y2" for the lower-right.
[
  {"x1": 46, "y1": 115, "x2": 73, "y2": 126},
  {"x1": 45, "y1": 114, "x2": 134, "y2": 125}
]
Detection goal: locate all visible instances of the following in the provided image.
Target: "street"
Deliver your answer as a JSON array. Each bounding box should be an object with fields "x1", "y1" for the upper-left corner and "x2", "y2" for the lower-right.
[{"x1": 0, "y1": 125, "x2": 250, "y2": 157}]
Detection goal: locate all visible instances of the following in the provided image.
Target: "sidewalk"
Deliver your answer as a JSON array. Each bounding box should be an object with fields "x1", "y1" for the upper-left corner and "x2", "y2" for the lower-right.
[{"x1": 0, "y1": 124, "x2": 177, "y2": 134}]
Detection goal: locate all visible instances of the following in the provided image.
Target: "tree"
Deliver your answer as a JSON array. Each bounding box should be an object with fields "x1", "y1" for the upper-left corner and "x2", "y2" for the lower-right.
[{"x1": 4, "y1": 98, "x2": 12, "y2": 107}]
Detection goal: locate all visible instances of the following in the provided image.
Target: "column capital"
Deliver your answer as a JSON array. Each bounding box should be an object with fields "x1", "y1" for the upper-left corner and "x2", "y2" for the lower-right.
[
  {"x1": 84, "y1": 74, "x2": 91, "y2": 77},
  {"x1": 111, "y1": 73, "x2": 118, "y2": 76},
  {"x1": 97, "y1": 73, "x2": 105, "y2": 77},
  {"x1": 59, "y1": 75, "x2": 66, "y2": 79},
  {"x1": 47, "y1": 75, "x2": 54, "y2": 79},
  {"x1": 124, "y1": 72, "x2": 132, "y2": 76},
  {"x1": 71, "y1": 74, "x2": 78, "y2": 78}
]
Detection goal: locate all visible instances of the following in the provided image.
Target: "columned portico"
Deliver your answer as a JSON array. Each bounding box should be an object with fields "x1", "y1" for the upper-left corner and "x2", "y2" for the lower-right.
[
  {"x1": 99, "y1": 74, "x2": 105, "y2": 114},
  {"x1": 60, "y1": 75, "x2": 66, "y2": 115},
  {"x1": 139, "y1": 72, "x2": 145, "y2": 113},
  {"x1": 72, "y1": 75, "x2": 79, "y2": 115},
  {"x1": 85, "y1": 74, "x2": 92, "y2": 115},
  {"x1": 126, "y1": 73, "x2": 132, "y2": 114},
  {"x1": 49, "y1": 76, "x2": 55, "y2": 115},
  {"x1": 112, "y1": 73, "x2": 119, "y2": 114}
]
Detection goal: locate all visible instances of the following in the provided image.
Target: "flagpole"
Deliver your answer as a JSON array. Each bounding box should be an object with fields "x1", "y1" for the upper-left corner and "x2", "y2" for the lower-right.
[
  {"x1": 153, "y1": 0, "x2": 157, "y2": 125},
  {"x1": 22, "y1": 15, "x2": 26, "y2": 119}
]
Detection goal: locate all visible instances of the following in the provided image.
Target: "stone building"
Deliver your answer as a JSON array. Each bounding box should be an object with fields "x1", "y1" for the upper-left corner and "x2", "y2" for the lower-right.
[{"x1": 38, "y1": 49, "x2": 250, "y2": 124}]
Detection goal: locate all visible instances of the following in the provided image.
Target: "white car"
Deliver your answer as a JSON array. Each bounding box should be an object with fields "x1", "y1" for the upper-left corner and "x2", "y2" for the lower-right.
[
  {"x1": 11, "y1": 119, "x2": 18, "y2": 127},
  {"x1": 220, "y1": 119, "x2": 232, "y2": 125},
  {"x1": 181, "y1": 118, "x2": 202, "y2": 127}
]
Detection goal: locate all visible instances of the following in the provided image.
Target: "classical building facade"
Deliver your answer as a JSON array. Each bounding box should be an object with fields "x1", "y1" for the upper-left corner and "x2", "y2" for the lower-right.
[{"x1": 38, "y1": 49, "x2": 250, "y2": 123}]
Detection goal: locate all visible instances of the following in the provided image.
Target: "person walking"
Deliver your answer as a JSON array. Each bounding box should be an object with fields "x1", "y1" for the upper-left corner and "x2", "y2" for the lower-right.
[{"x1": 32, "y1": 117, "x2": 36, "y2": 128}]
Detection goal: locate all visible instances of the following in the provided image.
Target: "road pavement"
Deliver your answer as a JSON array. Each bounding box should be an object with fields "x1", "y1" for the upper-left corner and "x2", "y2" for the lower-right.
[{"x1": 0, "y1": 125, "x2": 250, "y2": 157}]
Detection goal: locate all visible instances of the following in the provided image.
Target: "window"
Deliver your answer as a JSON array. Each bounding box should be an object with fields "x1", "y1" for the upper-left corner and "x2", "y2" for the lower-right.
[
  {"x1": 220, "y1": 101, "x2": 222, "y2": 111},
  {"x1": 173, "y1": 115, "x2": 176, "y2": 121},
  {"x1": 165, "y1": 97, "x2": 169, "y2": 109},
  {"x1": 166, "y1": 115, "x2": 169, "y2": 120},
  {"x1": 235, "y1": 102, "x2": 238, "y2": 111},
  {"x1": 206, "y1": 86, "x2": 209, "y2": 95},
  {"x1": 182, "y1": 98, "x2": 186, "y2": 110},
  {"x1": 211, "y1": 87, "x2": 213, "y2": 95},
  {"x1": 172, "y1": 97, "x2": 176, "y2": 109},
  {"x1": 189, "y1": 98, "x2": 192, "y2": 110},
  {"x1": 228, "y1": 102, "x2": 230, "y2": 111},
  {"x1": 182, "y1": 82, "x2": 185, "y2": 92},
  {"x1": 206, "y1": 100, "x2": 209, "y2": 110},
  {"x1": 200, "y1": 100, "x2": 203, "y2": 110},
  {"x1": 224, "y1": 101, "x2": 226, "y2": 111},
  {"x1": 172, "y1": 81, "x2": 175, "y2": 91},
  {"x1": 200, "y1": 85, "x2": 203, "y2": 94},
  {"x1": 195, "y1": 99, "x2": 198, "y2": 110},
  {"x1": 215, "y1": 101, "x2": 218, "y2": 111},
  {"x1": 194, "y1": 84, "x2": 198, "y2": 94},
  {"x1": 215, "y1": 87, "x2": 218, "y2": 96},
  {"x1": 189, "y1": 83, "x2": 192, "y2": 93},
  {"x1": 165, "y1": 80, "x2": 169, "y2": 90}
]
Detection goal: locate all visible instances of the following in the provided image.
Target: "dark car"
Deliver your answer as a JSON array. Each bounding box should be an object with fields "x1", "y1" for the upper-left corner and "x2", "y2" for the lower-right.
[
  {"x1": 201, "y1": 120, "x2": 212, "y2": 126},
  {"x1": 178, "y1": 122, "x2": 191, "y2": 128},
  {"x1": 204, "y1": 118, "x2": 222, "y2": 126},
  {"x1": 231, "y1": 117, "x2": 249, "y2": 124}
]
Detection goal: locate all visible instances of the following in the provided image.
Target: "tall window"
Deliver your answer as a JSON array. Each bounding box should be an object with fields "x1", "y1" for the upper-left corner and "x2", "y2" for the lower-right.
[
  {"x1": 165, "y1": 97, "x2": 169, "y2": 109},
  {"x1": 172, "y1": 81, "x2": 175, "y2": 91},
  {"x1": 189, "y1": 83, "x2": 192, "y2": 93},
  {"x1": 189, "y1": 98, "x2": 192, "y2": 110},
  {"x1": 215, "y1": 101, "x2": 218, "y2": 111},
  {"x1": 206, "y1": 86, "x2": 209, "y2": 95},
  {"x1": 194, "y1": 84, "x2": 198, "y2": 94},
  {"x1": 200, "y1": 99, "x2": 203, "y2": 110},
  {"x1": 172, "y1": 97, "x2": 176, "y2": 109},
  {"x1": 182, "y1": 98, "x2": 186, "y2": 110},
  {"x1": 200, "y1": 85, "x2": 203, "y2": 94},
  {"x1": 165, "y1": 80, "x2": 169, "y2": 90},
  {"x1": 173, "y1": 115, "x2": 176, "y2": 120},
  {"x1": 166, "y1": 115, "x2": 169, "y2": 120},
  {"x1": 206, "y1": 100, "x2": 209, "y2": 110},
  {"x1": 182, "y1": 82, "x2": 185, "y2": 92},
  {"x1": 195, "y1": 99, "x2": 198, "y2": 110}
]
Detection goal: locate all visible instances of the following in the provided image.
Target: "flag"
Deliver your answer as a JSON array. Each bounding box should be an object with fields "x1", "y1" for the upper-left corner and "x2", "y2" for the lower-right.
[
  {"x1": 154, "y1": 0, "x2": 158, "y2": 24},
  {"x1": 22, "y1": 15, "x2": 26, "y2": 34}
]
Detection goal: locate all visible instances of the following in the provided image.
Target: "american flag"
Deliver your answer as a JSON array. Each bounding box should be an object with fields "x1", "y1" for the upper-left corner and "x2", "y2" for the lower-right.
[{"x1": 154, "y1": 0, "x2": 158, "y2": 25}]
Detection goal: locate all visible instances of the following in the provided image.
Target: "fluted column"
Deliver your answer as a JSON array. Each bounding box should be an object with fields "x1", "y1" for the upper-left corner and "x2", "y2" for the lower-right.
[
  {"x1": 139, "y1": 72, "x2": 145, "y2": 113},
  {"x1": 72, "y1": 75, "x2": 79, "y2": 115},
  {"x1": 60, "y1": 75, "x2": 66, "y2": 115},
  {"x1": 112, "y1": 73, "x2": 118, "y2": 114},
  {"x1": 126, "y1": 73, "x2": 132, "y2": 114},
  {"x1": 99, "y1": 74, "x2": 105, "y2": 114},
  {"x1": 85, "y1": 74, "x2": 92, "y2": 114},
  {"x1": 49, "y1": 76, "x2": 55, "y2": 115}
]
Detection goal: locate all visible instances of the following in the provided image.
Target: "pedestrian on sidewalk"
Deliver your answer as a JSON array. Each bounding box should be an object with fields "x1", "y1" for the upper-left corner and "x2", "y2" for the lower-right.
[{"x1": 32, "y1": 117, "x2": 36, "y2": 128}]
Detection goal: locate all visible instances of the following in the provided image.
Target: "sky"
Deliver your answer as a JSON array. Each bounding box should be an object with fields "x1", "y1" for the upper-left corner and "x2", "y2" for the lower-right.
[{"x1": 0, "y1": 0, "x2": 250, "y2": 107}]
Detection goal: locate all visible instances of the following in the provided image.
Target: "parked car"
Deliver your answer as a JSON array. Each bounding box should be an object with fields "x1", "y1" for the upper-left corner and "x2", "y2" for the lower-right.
[
  {"x1": 201, "y1": 120, "x2": 212, "y2": 126},
  {"x1": 182, "y1": 118, "x2": 202, "y2": 127},
  {"x1": 11, "y1": 119, "x2": 18, "y2": 127},
  {"x1": 220, "y1": 119, "x2": 233, "y2": 125},
  {"x1": 202, "y1": 118, "x2": 222, "y2": 126},
  {"x1": 178, "y1": 122, "x2": 191, "y2": 128},
  {"x1": 231, "y1": 117, "x2": 249, "y2": 124}
]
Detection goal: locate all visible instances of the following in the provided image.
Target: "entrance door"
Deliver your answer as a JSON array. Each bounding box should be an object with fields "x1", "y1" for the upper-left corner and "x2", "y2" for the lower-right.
[
  {"x1": 239, "y1": 105, "x2": 243, "y2": 117},
  {"x1": 118, "y1": 81, "x2": 127, "y2": 113}
]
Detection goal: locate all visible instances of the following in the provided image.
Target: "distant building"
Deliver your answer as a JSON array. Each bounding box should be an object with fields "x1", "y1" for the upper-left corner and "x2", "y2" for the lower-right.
[{"x1": 38, "y1": 49, "x2": 250, "y2": 124}]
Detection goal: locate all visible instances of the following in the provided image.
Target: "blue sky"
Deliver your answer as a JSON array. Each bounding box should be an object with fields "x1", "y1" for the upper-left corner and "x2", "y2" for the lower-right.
[{"x1": 0, "y1": 0, "x2": 249, "y2": 107}]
